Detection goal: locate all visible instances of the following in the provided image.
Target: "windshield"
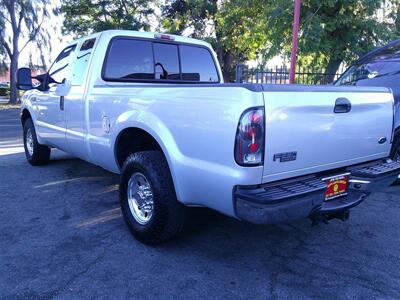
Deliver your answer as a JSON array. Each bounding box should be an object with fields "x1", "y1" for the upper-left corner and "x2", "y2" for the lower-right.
[{"x1": 335, "y1": 61, "x2": 400, "y2": 86}]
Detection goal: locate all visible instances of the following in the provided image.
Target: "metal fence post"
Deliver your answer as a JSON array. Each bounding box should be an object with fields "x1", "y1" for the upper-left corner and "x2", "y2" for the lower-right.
[{"x1": 235, "y1": 63, "x2": 243, "y2": 83}]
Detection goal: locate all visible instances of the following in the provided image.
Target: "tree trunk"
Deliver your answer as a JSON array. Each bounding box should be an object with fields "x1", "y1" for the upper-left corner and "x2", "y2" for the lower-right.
[
  {"x1": 7, "y1": 0, "x2": 20, "y2": 104},
  {"x1": 222, "y1": 52, "x2": 234, "y2": 82},
  {"x1": 324, "y1": 56, "x2": 342, "y2": 84},
  {"x1": 9, "y1": 53, "x2": 19, "y2": 104},
  {"x1": 9, "y1": 34, "x2": 19, "y2": 104}
]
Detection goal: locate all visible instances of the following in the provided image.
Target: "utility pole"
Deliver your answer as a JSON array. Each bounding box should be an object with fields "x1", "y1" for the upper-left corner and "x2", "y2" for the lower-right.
[{"x1": 289, "y1": 0, "x2": 301, "y2": 84}]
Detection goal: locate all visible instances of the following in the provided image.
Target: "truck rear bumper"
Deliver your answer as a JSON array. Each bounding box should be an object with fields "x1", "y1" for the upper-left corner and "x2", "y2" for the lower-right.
[{"x1": 234, "y1": 159, "x2": 400, "y2": 225}]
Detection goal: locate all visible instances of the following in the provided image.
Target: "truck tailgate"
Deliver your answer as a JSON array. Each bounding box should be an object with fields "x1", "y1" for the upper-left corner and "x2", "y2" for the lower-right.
[{"x1": 262, "y1": 86, "x2": 394, "y2": 181}]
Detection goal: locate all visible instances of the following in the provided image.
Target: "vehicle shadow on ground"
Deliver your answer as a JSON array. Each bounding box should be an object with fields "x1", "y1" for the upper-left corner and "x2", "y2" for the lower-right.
[
  {"x1": 4, "y1": 148, "x2": 399, "y2": 244},
  {"x1": 2, "y1": 148, "x2": 400, "y2": 298}
]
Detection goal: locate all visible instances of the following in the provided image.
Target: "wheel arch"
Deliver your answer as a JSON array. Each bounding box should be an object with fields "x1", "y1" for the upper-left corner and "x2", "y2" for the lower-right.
[
  {"x1": 20, "y1": 108, "x2": 32, "y2": 126},
  {"x1": 113, "y1": 126, "x2": 184, "y2": 201},
  {"x1": 114, "y1": 127, "x2": 163, "y2": 170},
  {"x1": 391, "y1": 126, "x2": 400, "y2": 158}
]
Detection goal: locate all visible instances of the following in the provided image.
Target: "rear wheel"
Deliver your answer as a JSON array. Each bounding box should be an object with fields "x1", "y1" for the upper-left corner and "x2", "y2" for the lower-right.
[
  {"x1": 391, "y1": 139, "x2": 400, "y2": 161},
  {"x1": 119, "y1": 151, "x2": 185, "y2": 245},
  {"x1": 23, "y1": 118, "x2": 51, "y2": 166},
  {"x1": 390, "y1": 136, "x2": 400, "y2": 183}
]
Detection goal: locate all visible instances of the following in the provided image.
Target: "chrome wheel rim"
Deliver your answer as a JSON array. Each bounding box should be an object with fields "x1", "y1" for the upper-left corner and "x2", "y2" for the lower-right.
[
  {"x1": 26, "y1": 128, "x2": 34, "y2": 156},
  {"x1": 127, "y1": 172, "x2": 154, "y2": 225}
]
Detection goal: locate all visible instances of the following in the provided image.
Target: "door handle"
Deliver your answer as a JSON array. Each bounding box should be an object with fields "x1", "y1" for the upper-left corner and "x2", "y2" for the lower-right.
[
  {"x1": 60, "y1": 96, "x2": 64, "y2": 111},
  {"x1": 334, "y1": 97, "x2": 351, "y2": 113}
]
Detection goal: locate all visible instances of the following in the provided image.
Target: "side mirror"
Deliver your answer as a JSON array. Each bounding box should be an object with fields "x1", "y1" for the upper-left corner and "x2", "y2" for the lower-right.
[{"x1": 16, "y1": 68, "x2": 33, "y2": 90}]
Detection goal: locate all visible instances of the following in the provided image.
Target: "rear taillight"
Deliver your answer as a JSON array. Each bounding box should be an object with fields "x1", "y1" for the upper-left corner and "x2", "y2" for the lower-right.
[{"x1": 234, "y1": 107, "x2": 265, "y2": 166}]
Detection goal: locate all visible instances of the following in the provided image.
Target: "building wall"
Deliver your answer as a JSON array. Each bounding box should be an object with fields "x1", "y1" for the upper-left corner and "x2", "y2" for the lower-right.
[{"x1": 0, "y1": 69, "x2": 10, "y2": 83}]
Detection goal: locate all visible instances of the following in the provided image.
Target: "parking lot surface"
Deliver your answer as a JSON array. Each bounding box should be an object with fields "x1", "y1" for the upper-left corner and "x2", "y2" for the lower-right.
[{"x1": 1, "y1": 108, "x2": 400, "y2": 299}]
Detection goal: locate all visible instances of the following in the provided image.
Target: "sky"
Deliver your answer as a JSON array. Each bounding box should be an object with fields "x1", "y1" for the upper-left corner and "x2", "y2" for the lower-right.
[
  {"x1": 5, "y1": 0, "x2": 395, "y2": 72},
  {"x1": 18, "y1": 0, "x2": 72, "y2": 68},
  {"x1": 18, "y1": 0, "x2": 162, "y2": 69},
  {"x1": 13, "y1": 0, "x2": 284, "y2": 70}
]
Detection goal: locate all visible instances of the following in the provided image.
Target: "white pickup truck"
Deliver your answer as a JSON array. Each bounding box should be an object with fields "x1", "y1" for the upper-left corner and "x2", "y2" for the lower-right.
[{"x1": 17, "y1": 30, "x2": 400, "y2": 244}]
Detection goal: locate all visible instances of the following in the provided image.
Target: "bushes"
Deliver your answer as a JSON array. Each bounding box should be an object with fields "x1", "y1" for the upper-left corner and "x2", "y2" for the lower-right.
[{"x1": 0, "y1": 86, "x2": 10, "y2": 96}]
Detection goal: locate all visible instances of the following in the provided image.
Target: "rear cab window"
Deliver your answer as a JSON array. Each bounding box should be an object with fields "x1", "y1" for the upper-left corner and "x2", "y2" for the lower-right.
[
  {"x1": 180, "y1": 45, "x2": 220, "y2": 82},
  {"x1": 102, "y1": 37, "x2": 220, "y2": 83},
  {"x1": 154, "y1": 43, "x2": 180, "y2": 80}
]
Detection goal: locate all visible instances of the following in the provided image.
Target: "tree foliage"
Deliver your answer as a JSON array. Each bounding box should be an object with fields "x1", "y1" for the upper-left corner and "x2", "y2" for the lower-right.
[
  {"x1": 58, "y1": 0, "x2": 400, "y2": 82},
  {"x1": 262, "y1": 0, "x2": 400, "y2": 78},
  {"x1": 162, "y1": 0, "x2": 400, "y2": 81},
  {"x1": 301, "y1": 1, "x2": 395, "y2": 76},
  {"x1": 162, "y1": 0, "x2": 272, "y2": 81},
  {"x1": 61, "y1": 0, "x2": 156, "y2": 36},
  {"x1": 0, "y1": 0, "x2": 53, "y2": 103}
]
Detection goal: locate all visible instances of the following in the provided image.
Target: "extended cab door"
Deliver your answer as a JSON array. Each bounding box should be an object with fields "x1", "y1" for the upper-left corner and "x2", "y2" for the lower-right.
[
  {"x1": 35, "y1": 44, "x2": 76, "y2": 152},
  {"x1": 64, "y1": 38, "x2": 97, "y2": 160}
]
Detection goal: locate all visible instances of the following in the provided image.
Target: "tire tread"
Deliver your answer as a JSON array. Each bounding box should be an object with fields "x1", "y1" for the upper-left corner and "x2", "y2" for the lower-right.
[
  {"x1": 120, "y1": 151, "x2": 185, "y2": 244},
  {"x1": 23, "y1": 118, "x2": 50, "y2": 166}
]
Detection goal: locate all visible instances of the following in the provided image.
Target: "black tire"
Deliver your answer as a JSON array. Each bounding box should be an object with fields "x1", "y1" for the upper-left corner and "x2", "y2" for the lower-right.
[
  {"x1": 390, "y1": 136, "x2": 400, "y2": 162},
  {"x1": 23, "y1": 118, "x2": 51, "y2": 166},
  {"x1": 120, "y1": 151, "x2": 185, "y2": 245},
  {"x1": 390, "y1": 136, "x2": 400, "y2": 184}
]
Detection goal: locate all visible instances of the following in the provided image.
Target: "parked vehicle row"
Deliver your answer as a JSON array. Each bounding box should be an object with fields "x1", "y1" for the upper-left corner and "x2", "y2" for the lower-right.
[
  {"x1": 0, "y1": 82, "x2": 10, "y2": 97},
  {"x1": 17, "y1": 30, "x2": 400, "y2": 244}
]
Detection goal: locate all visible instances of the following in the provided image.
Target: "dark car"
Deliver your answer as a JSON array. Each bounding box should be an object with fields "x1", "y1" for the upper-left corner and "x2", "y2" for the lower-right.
[{"x1": 335, "y1": 39, "x2": 400, "y2": 163}]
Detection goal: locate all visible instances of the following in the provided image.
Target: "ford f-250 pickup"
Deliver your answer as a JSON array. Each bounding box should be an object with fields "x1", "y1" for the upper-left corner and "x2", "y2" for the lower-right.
[{"x1": 16, "y1": 30, "x2": 400, "y2": 244}]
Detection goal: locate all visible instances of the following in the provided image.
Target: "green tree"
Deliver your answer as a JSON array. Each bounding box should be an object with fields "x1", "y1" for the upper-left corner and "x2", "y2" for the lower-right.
[
  {"x1": 0, "y1": 0, "x2": 52, "y2": 103},
  {"x1": 303, "y1": 0, "x2": 392, "y2": 80},
  {"x1": 386, "y1": 0, "x2": 400, "y2": 37},
  {"x1": 61, "y1": 0, "x2": 156, "y2": 36},
  {"x1": 163, "y1": 0, "x2": 399, "y2": 82},
  {"x1": 162, "y1": 0, "x2": 271, "y2": 81},
  {"x1": 262, "y1": 0, "x2": 397, "y2": 81}
]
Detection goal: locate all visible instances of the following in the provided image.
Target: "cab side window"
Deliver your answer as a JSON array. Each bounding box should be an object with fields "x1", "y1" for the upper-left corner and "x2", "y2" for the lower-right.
[
  {"x1": 103, "y1": 39, "x2": 154, "y2": 80},
  {"x1": 48, "y1": 45, "x2": 77, "y2": 83},
  {"x1": 102, "y1": 37, "x2": 220, "y2": 83},
  {"x1": 71, "y1": 38, "x2": 96, "y2": 86}
]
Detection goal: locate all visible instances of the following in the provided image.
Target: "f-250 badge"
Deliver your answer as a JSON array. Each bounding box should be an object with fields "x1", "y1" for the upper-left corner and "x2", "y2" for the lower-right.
[{"x1": 273, "y1": 151, "x2": 297, "y2": 162}]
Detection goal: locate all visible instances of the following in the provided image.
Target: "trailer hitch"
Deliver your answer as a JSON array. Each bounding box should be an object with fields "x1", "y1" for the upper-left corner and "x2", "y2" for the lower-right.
[{"x1": 309, "y1": 210, "x2": 350, "y2": 226}]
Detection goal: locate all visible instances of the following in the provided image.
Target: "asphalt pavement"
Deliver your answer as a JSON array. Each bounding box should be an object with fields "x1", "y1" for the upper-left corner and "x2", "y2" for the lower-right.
[{"x1": 1, "y1": 108, "x2": 400, "y2": 299}]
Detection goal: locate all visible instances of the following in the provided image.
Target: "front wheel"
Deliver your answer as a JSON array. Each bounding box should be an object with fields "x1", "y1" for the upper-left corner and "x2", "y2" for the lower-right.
[
  {"x1": 119, "y1": 151, "x2": 185, "y2": 245},
  {"x1": 23, "y1": 118, "x2": 51, "y2": 166}
]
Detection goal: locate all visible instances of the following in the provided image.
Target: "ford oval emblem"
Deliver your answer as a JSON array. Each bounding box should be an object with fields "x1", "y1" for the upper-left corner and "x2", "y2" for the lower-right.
[{"x1": 378, "y1": 137, "x2": 387, "y2": 144}]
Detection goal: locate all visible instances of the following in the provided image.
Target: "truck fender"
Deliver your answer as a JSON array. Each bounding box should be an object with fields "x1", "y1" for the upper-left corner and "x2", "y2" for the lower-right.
[
  {"x1": 111, "y1": 110, "x2": 184, "y2": 200},
  {"x1": 20, "y1": 95, "x2": 45, "y2": 145}
]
